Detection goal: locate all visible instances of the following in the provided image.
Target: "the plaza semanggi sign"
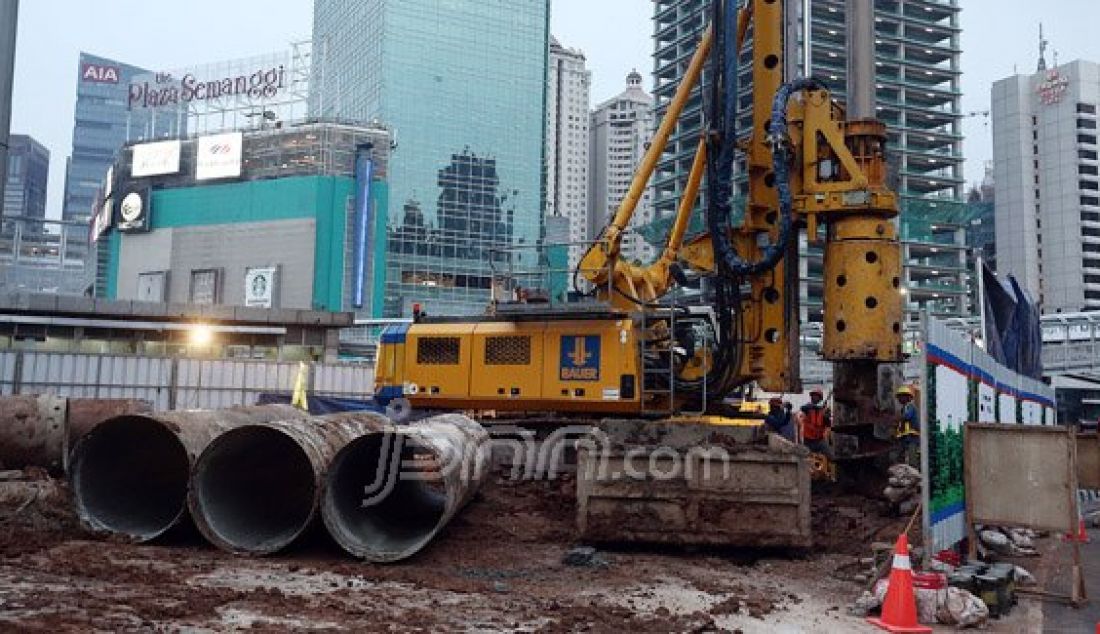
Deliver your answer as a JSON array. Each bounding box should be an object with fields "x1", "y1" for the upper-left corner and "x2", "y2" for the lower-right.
[
  {"x1": 128, "y1": 65, "x2": 287, "y2": 110},
  {"x1": 1036, "y1": 69, "x2": 1070, "y2": 106}
]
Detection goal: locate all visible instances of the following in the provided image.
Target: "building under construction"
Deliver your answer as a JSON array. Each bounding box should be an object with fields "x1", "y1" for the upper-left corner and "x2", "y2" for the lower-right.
[{"x1": 652, "y1": 0, "x2": 969, "y2": 321}]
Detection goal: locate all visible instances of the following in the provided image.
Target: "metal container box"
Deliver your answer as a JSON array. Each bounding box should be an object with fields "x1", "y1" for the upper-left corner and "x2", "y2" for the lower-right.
[{"x1": 576, "y1": 422, "x2": 812, "y2": 548}]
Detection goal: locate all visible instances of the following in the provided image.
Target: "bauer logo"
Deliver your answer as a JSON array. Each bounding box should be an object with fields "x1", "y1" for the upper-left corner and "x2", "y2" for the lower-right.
[{"x1": 560, "y1": 336, "x2": 600, "y2": 382}]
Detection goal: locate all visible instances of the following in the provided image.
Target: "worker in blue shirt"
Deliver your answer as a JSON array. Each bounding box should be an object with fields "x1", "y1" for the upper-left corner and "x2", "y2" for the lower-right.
[
  {"x1": 895, "y1": 386, "x2": 920, "y2": 467},
  {"x1": 764, "y1": 398, "x2": 796, "y2": 442}
]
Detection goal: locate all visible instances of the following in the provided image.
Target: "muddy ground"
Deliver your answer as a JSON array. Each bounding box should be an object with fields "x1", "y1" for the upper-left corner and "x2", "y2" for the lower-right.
[{"x1": 0, "y1": 470, "x2": 1014, "y2": 632}]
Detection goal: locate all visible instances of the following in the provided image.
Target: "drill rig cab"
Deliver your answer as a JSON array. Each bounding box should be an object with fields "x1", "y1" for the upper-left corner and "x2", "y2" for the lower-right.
[{"x1": 373, "y1": 0, "x2": 905, "y2": 547}]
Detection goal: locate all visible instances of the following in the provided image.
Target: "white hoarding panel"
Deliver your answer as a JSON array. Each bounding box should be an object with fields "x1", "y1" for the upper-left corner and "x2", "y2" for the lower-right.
[
  {"x1": 196, "y1": 132, "x2": 243, "y2": 181},
  {"x1": 978, "y1": 382, "x2": 997, "y2": 423},
  {"x1": 999, "y1": 393, "x2": 1018, "y2": 424}
]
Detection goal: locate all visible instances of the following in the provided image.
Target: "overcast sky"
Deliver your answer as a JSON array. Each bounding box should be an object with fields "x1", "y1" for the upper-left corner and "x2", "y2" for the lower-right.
[{"x1": 9, "y1": 0, "x2": 1100, "y2": 219}]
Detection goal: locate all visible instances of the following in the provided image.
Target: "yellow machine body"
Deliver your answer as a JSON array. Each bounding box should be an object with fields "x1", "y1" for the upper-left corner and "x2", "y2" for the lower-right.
[{"x1": 375, "y1": 317, "x2": 644, "y2": 414}]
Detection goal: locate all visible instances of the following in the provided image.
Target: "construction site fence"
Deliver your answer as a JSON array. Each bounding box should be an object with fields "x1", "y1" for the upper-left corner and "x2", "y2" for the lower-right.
[
  {"x1": 920, "y1": 314, "x2": 1058, "y2": 556},
  {"x1": 0, "y1": 351, "x2": 373, "y2": 411}
]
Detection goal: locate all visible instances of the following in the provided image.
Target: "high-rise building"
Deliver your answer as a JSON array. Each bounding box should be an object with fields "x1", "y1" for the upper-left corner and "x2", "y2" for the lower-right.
[
  {"x1": 652, "y1": 0, "x2": 968, "y2": 319},
  {"x1": 312, "y1": 0, "x2": 549, "y2": 317},
  {"x1": 3, "y1": 134, "x2": 48, "y2": 223},
  {"x1": 62, "y1": 53, "x2": 180, "y2": 224},
  {"x1": 993, "y1": 59, "x2": 1100, "y2": 313},
  {"x1": 590, "y1": 70, "x2": 656, "y2": 264},
  {"x1": 966, "y1": 164, "x2": 996, "y2": 270},
  {"x1": 546, "y1": 36, "x2": 591, "y2": 271}
]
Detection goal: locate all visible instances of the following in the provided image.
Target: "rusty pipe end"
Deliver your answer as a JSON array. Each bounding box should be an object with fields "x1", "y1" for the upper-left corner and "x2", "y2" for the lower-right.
[
  {"x1": 322, "y1": 414, "x2": 489, "y2": 563},
  {"x1": 321, "y1": 429, "x2": 446, "y2": 563},
  {"x1": 189, "y1": 425, "x2": 319, "y2": 556},
  {"x1": 70, "y1": 415, "x2": 190, "y2": 542}
]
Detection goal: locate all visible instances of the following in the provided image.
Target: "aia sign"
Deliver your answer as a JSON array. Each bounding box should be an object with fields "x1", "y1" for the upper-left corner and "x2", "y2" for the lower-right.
[{"x1": 82, "y1": 63, "x2": 120, "y2": 84}]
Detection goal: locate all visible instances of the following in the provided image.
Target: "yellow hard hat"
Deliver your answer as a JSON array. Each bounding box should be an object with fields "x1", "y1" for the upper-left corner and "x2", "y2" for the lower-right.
[{"x1": 896, "y1": 386, "x2": 914, "y2": 397}]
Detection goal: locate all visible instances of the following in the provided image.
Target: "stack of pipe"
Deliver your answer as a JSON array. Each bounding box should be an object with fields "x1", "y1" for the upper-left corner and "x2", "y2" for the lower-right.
[
  {"x1": 70, "y1": 405, "x2": 312, "y2": 542},
  {"x1": 68, "y1": 405, "x2": 488, "y2": 561}
]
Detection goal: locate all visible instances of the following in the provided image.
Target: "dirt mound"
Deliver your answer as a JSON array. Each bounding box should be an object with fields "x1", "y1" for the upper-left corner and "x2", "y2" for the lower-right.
[{"x1": 0, "y1": 469, "x2": 79, "y2": 559}]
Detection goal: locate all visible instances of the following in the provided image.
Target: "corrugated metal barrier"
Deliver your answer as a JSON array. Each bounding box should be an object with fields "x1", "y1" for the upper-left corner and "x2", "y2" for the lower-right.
[{"x1": 0, "y1": 351, "x2": 372, "y2": 410}]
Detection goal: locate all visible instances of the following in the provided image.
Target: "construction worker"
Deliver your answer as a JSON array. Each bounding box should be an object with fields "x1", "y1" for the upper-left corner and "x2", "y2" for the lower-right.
[
  {"x1": 895, "y1": 386, "x2": 920, "y2": 467},
  {"x1": 800, "y1": 387, "x2": 833, "y2": 458},
  {"x1": 764, "y1": 398, "x2": 795, "y2": 442}
]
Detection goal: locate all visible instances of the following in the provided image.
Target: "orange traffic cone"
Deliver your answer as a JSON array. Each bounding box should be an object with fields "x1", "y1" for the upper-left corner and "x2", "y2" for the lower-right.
[
  {"x1": 1065, "y1": 519, "x2": 1090, "y2": 543},
  {"x1": 867, "y1": 533, "x2": 932, "y2": 634}
]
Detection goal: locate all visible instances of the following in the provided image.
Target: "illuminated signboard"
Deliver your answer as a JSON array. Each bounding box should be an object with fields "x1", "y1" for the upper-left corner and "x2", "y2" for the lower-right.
[
  {"x1": 196, "y1": 132, "x2": 244, "y2": 181},
  {"x1": 131, "y1": 140, "x2": 181, "y2": 178},
  {"x1": 245, "y1": 267, "x2": 278, "y2": 308}
]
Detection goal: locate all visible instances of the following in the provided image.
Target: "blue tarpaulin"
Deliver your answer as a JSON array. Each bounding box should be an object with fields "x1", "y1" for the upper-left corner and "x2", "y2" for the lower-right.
[
  {"x1": 256, "y1": 393, "x2": 385, "y2": 415},
  {"x1": 981, "y1": 263, "x2": 1043, "y2": 380}
]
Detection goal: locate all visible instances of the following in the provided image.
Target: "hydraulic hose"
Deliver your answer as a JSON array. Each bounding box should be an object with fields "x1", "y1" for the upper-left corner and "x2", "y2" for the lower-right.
[{"x1": 706, "y1": 0, "x2": 824, "y2": 278}]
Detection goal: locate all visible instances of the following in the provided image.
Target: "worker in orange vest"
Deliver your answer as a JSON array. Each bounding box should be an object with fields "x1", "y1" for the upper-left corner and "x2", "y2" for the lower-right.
[{"x1": 800, "y1": 387, "x2": 833, "y2": 458}]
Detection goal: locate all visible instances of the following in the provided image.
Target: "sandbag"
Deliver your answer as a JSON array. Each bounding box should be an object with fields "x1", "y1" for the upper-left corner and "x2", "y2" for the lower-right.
[
  {"x1": 872, "y1": 581, "x2": 989, "y2": 628},
  {"x1": 935, "y1": 587, "x2": 989, "y2": 628}
]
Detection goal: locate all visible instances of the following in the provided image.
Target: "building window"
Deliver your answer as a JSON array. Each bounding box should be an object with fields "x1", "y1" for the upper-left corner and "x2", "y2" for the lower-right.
[
  {"x1": 1083, "y1": 181, "x2": 1100, "y2": 191},
  {"x1": 189, "y1": 269, "x2": 221, "y2": 306},
  {"x1": 137, "y1": 271, "x2": 168, "y2": 303},
  {"x1": 1080, "y1": 134, "x2": 1098, "y2": 145},
  {"x1": 1084, "y1": 212, "x2": 1100, "y2": 222},
  {"x1": 1082, "y1": 150, "x2": 1099, "y2": 161},
  {"x1": 1079, "y1": 104, "x2": 1098, "y2": 115},
  {"x1": 1082, "y1": 165, "x2": 1100, "y2": 176},
  {"x1": 1083, "y1": 197, "x2": 1100, "y2": 207},
  {"x1": 1080, "y1": 119, "x2": 1099, "y2": 130}
]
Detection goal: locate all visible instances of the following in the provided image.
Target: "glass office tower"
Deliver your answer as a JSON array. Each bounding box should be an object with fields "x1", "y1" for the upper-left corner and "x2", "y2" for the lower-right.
[
  {"x1": 313, "y1": 0, "x2": 550, "y2": 317},
  {"x1": 63, "y1": 53, "x2": 181, "y2": 224}
]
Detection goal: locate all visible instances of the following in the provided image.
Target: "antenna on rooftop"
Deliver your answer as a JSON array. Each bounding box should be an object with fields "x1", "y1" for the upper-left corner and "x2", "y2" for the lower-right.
[{"x1": 1037, "y1": 23, "x2": 1049, "y2": 72}]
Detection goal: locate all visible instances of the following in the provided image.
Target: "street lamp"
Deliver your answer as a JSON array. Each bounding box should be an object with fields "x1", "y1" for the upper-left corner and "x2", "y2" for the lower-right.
[{"x1": 189, "y1": 323, "x2": 213, "y2": 347}]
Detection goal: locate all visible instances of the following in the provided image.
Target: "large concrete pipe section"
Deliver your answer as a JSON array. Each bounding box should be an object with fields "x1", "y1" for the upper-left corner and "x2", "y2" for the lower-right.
[
  {"x1": 69, "y1": 405, "x2": 309, "y2": 542},
  {"x1": 322, "y1": 414, "x2": 489, "y2": 563},
  {"x1": 0, "y1": 395, "x2": 152, "y2": 472},
  {"x1": 188, "y1": 412, "x2": 391, "y2": 556}
]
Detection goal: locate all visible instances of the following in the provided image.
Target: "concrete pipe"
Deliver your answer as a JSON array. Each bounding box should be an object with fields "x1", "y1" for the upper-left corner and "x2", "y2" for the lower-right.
[
  {"x1": 188, "y1": 412, "x2": 392, "y2": 556},
  {"x1": 69, "y1": 405, "x2": 309, "y2": 542},
  {"x1": 0, "y1": 395, "x2": 151, "y2": 472},
  {"x1": 322, "y1": 413, "x2": 489, "y2": 563}
]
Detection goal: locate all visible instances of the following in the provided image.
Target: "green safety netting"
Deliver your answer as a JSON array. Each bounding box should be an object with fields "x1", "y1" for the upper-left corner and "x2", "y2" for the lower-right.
[
  {"x1": 900, "y1": 198, "x2": 984, "y2": 244},
  {"x1": 637, "y1": 196, "x2": 746, "y2": 249},
  {"x1": 635, "y1": 195, "x2": 984, "y2": 249}
]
